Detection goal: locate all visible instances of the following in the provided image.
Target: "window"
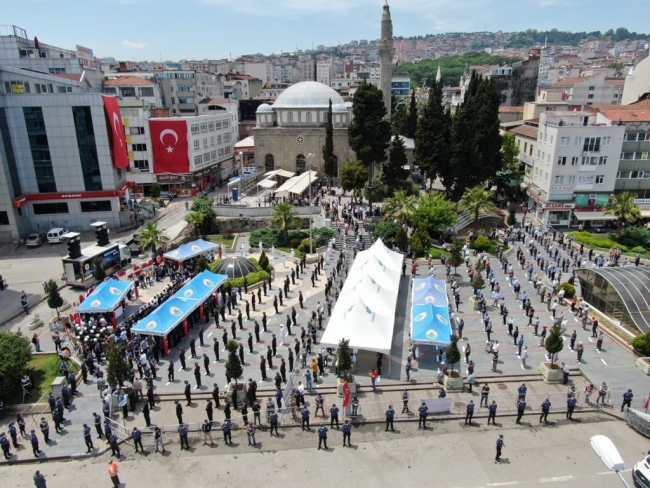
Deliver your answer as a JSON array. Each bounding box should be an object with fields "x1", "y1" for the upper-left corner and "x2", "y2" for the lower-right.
[
  {"x1": 120, "y1": 87, "x2": 136, "y2": 97},
  {"x1": 306, "y1": 112, "x2": 312, "y2": 123},
  {"x1": 80, "y1": 201, "x2": 112, "y2": 212},
  {"x1": 598, "y1": 156, "x2": 608, "y2": 165},
  {"x1": 171, "y1": 97, "x2": 175, "y2": 104},
  {"x1": 529, "y1": 145, "x2": 533, "y2": 156},
  {"x1": 587, "y1": 94, "x2": 594, "y2": 99},
  {"x1": 211, "y1": 150, "x2": 217, "y2": 160},
  {"x1": 544, "y1": 172, "x2": 548, "y2": 182},
  {"x1": 210, "y1": 136, "x2": 215, "y2": 146},
  {"x1": 72, "y1": 106, "x2": 102, "y2": 191},
  {"x1": 630, "y1": 171, "x2": 639, "y2": 178},
  {"x1": 523, "y1": 142, "x2": 528, "y2": 153},
  {"x1": 24, "y1": 107, "x2": 56, "y2": 193},
  {"x1": 194, "y1": 155, "x2": 202, "y2": 166},
  {"x1": 554, "y1": 175, "x2": 564, "y2": 184},
  {"x1": 139, "y1": 87, "x2": 154, "y2": 97},
  {"x1": 217, "y1": 134, "x2": 222, "y2": 144},
  {"x1": 571, "y1": 156, "x2": 579, "y2": 165},
  {"x1": 582, "y1": 156, "x2": 598, "y2": 165},
  {"x1": 208, "y1": 122, "x2": 214, "y2": 131},
  {"x1": 537, "y1": 150, "x2": 540, "y2": 158},
  {"x1": 218, "y1": 148, "x2": 224, "y2": 157},
  {"x1": 588, "y1": 86, "x2": 595, "y2": 91},
  {"x1": 569, "y1": 175, "x2": 576, "y2": 185},
  {"x1": 215, "y1": 121, "x2": 222, "y2": 130},
  {"x1": 595, "y1": 175, "x2": 604, "y2": 184},
  {"x1": 200, "y1": 123, "x2": 208, "y2": 133},
  {"x1": 48, "y1": 68, "x2": 66, "y2": 74},
  {"x1": 602, "y1": 137, "x2": 611, "y2": 146},
  {"x1": 296, "y1": 154, "x2": 306, "y2": 174},
  {"x1": 560, "y1": 137, "x2": 569, "y2": 147},
  {"x1": 642, "y1": 152, "x2": 649, "y2": 160},
  {"x1": 191, "y1": 125, "x2": 200, "y2": 135},
  {"x1": 32, "y1": 202, "x2": 69, "y2": 215},
  {"x1": 35, "y1": 84, "x2": 53, "y2": 94},
  {"x1": 583, "y1": 137, "x2": 601, "y2": 152},
  {"x1": 287, "y1": 112, "x2": 294, "y2": 123},
  {"x1": 575, "y1": 137, "x2": 583, "y2": 146},
  {"x1": 133, "y1": 160, "x2": 149, "y2": 171},
  {"x1": 203, "y1": 153, "x2": 211, "y2": 163},
  {"x1": 5, "y1": 80, "x2": 30, "y2": 94},
  {"x1": 265, "y1": 154, "x2": 274, "y2": 172},
  {"x1": 225, "y1": 146, "x2": 231, "y2": 155},
  {"x1": 223, "y1": 120, "x2": 229, "y2": 128},
  {"x1": 203, "y1": 138, "x2": 208, "y2": 148},
  {"x1": 550, "y1": 135, "x2": 554, "y2": 145},
  {"x1": 193, "y1": 140, "x2": 200, "y2": 150},
  {"x1": 625, "y1": 133, "x2": 643, "y2": 141},
  {"x1": 557, "y1": 156, "x2": 566, "y2": 165},
  {"x1": 224, "y1": 133, "x2": 230, "y2": 143},
  {"x1": 132, "y1": 143, "x2": 147, "y2": 151},
  {"x1": 130, "y1": 127, "x2": 145, "y2": 135},
  {"x1": 0, "y1": 211, "x2": 9, "y2": 225}
]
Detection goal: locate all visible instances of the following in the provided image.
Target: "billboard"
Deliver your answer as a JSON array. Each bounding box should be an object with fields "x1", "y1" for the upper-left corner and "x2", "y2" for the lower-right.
[{"x1": 574, "y1": 193, "x2": 610, "y2": 208}]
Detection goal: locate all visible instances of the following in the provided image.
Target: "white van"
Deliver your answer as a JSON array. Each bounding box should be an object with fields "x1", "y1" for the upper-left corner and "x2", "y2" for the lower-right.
[
  {"x1": 633, "y1": 453, "x2": 650, "y2": 488},
  {"x1": 47, "y1": 228, "x2": 69, "y2": 244}
]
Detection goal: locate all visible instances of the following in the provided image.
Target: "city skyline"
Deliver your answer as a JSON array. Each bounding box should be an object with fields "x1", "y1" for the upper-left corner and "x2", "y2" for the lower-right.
[{"x1": 3, "y1": 0, "x2": 648, "y2": 61}]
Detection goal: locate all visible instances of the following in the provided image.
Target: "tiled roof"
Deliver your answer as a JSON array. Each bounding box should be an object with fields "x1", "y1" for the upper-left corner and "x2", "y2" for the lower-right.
[
  {"x1": 499, "y1": 106, "x2": 524, "y2": 113},
  {"x1": 553, "y1": 75, "x2": 594, "y2": 86},
  {"x1": 591, "y1": 104, "x2": 650, "y2": 123},
  {"x1": 605, "y1": 78, "x2": 625, "y2": 85},
  {"x1": 510, "y1": 125, "x2": 538, "y2": 138},
  {"x1": 103, "y1": 76, "x2": 155, "y2": 86}
]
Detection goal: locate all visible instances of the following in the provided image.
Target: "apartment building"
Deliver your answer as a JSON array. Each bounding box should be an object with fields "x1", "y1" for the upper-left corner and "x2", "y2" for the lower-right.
[
  {"x1": 552, "y1": 73, "x2": 624, "y2": 106},
  {"x1": 526, "y1": 111, "x2": 625, "y2": 227},
  {"x1": 316, "y1": 59, "x2": 335, "y2": 87},
  {"x1": 156, "y1": 70, "x2": 223, "y2": 115}
]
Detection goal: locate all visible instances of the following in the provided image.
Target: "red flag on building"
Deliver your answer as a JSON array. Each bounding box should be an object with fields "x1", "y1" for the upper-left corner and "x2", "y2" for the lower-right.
[
  {"x1": 149, "y1": 119, "x2": 189, "y2": 174},
  {"x1": 645, "y1": 393, "x2": 650, "y2": 410},
  {"x1": 342, "y1": 382, "x2": 351, "y2": 407},
  {"x1": 101, "y1": 95, "x2": 129, "y2": 169}
]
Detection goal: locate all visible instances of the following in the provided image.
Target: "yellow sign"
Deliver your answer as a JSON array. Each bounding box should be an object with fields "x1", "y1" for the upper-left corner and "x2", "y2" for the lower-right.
[{"x1": 11, "y1": 83, "x2": 25, "y2": 94}]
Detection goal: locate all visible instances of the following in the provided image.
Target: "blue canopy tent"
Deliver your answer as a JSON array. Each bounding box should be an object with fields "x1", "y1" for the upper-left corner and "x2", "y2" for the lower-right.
[
  {"x1": 410, "y1": 277, "x2": 453, "y2": 346},
  {"x1": 163, "y1": 239, "x2": 218, "y2": 262},
  {"x1": 176, "y1": 270, "x2": 228, "y2": 301},
  {"x1": 131, "y1": 296, "x2": 200, "y2": 337},
  {"x1": 77, "y1": 279, "x2": 134, "y2": 314}
]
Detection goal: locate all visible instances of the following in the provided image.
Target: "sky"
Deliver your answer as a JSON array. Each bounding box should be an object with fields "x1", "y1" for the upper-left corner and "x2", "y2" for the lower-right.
[{"x1": 3, "y1": 0, "x2": 647, "y2": 61}]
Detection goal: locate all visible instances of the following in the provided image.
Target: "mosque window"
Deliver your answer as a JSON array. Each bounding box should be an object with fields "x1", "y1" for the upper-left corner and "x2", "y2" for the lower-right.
[
  {"x1": 296, "y1": 154, "x2": 306, "y2": 174},
  {"x1": 265, "y1": 154, "x2": 274, "y2": 172},
  {"x1": 287, "y1": 111, "x2": 294, "y2": 123}
]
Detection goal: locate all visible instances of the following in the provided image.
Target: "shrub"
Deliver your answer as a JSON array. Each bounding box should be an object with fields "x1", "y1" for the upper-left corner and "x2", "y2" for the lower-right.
[
  {"x1": 258, "y1": 251, "x2": 269, "y2": 271},
  {"x1": 427, "y1": 247, "x2": 447, "y2": 259},
  {"x1": 395, "y1": 227, "x2": 408, "y2": 250},
  {"x1": 631, "y1": 246, "x2": 646, "y2": 254},
  {"x1": 297, "y1": 238, "x2": 313, "y2": 254},
  {"x1": 568, "y1": 231, "x2": 627, "y2": 251},
  {"x1": 250, "y1": 226, "x2": 335, "y2": 248},
  {"x1": 328, "y1": 190, "x2": 336, "y2": 196},
  {"x1": 557, "y1": 282, "x2": 575, "y2": 299},
  {"x1": 617, "y1": 226, "x2": 650, "y2": 250},
  {"x1": 409, "y1": 228, "x2": 431, "y2": 257},
  {"x1": 371, "y1": 220, "x2": 398, "y2": 246},
  {"x1": 445, "y1": 335, "x2": 461, "y2": 373},
  {"x1": 471, "y1": 236, "x2": 492, "y2": 252},
  {"x1": 290, "y1": 237, "x2": 302, "y2": 249},
  {"x1": 632, "y1": 333, "x2": 650, "y2": 356},
  {"x1": 0, "y1": 332, "x2": 32, "y2": 400}
]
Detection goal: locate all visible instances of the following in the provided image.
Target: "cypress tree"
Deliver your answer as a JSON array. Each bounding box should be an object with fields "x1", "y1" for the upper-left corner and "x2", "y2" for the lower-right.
[
  {"x1": 475, "y1": 77, "x2": 503, "y2": 184},
  {"x1": 415, "y1": 80, "x2": 450, "y2": 190},
  {"x1": 322, "y1": 99, "x2": 336, "y2": 188},
  {"x1": 406, "y1": 89, "x2": 418, "y2": 138},
  {"x1": 383, "y1": 131, "x2": 409, "y2": 195}
]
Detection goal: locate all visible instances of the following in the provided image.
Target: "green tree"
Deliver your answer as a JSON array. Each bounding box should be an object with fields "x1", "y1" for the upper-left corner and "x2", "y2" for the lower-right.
[
  {"x1": 602, "y1": 192, "x2": 641, "y2": 236},
  {"x1": 370, "y1": 220, "x2": 398, "y2": 246},
  {"x1": 383, "y1": 133, "x2": 409, "y2": 195},
  {"x1": 445, "y1": 334, "x2": 461, "y2": 374},
  {"x1": 607, "y1": 61, "x2": 624, "y2": 76},
  {"x1": 415, "y1": 193, "x2": 457, "y2": 236},
  {"x1": 191, "y1": 195, "x2": 216, "y2": 219},
  {"x1": 496, "y1": 132, "x2": 522, "y2": 189},
  {"x1": 474, "y1": 76, "x2": 503, "y2": 184},
  {"x1": 194, "y1": 256, "x2": 209, "y2": 273},
  {"x1": 184, "y1": 212, "x2": 205, "y2": 237},
  {"x1": 364, "y1": 167, "x2": 389, "y2": 203},
  {"x1": 341, "y1": 160, "x2": 369, "y2": 201},
  {"x1": 415, "y1": 80, "x2": 451, "y2": 190},
  {"x1": 0, "y1": 331, "x2": 32, "y2": 400},
  {"x1": 270, "y1": 202, "x2": 300, "y2": 244},
  {"x1": 544, "y1": 323, "x2": 564, "y2": 365},
  {"x1": 458, "y1": 186, "x2": 496, "y2": 233},
  {"x1": 507, "y1": 203, "x2": 517, "y2": 227},
  {"x1": 409, "y1": 227, "x2": 431, "y2": 257},
  {"x1": 225, "y1": 339, "x2": 243, "y2": 385},
  {"x1": 322, "y1": 99, "x2": 336, "y2": 188},
  {"x1": 631, "y1": 332, "x2": 650, "y2": 357},
  {"x1": 337, "y1": 338, "x2": 352, "y2": 379},
  {"x1": 391, "y1": 104, "x2": 408, "y2": 137},
  {"x1": 93, "y1": 257, "x2": 106, "y2": 282},
  {"x1": 105, "y1": 343, "x2": 129, "y2": 387},
  {"x1": 138, "y1": 222, "x2": 169, "y2": 254},
  {"x1": 395, "y1": 226, "x2": 408, "y2": 250},
  {"x1": 449, "y1": 239, "x2": 464, "y2": 275},
  {"x1": 258, "y1": 250, "x2": 269, "y2": 271},
  {"x1": 348, "y1": 82, "x2": 392, "y2": 208},
  {"x1": 406, "y1": 89, "x2": 418, "y2": 139},
  {"x1": 150, "y1": 182, "x2": 161, "y2": 199},
  {"x1": 46, "y1": 279, "x2": 64, "y2": 319},
  {"x1": 383, "y1": 190, "x2": 418, "y2": 225},
  {"x1": 471, "y1": 273, "x2": 485, "y2": 296}
]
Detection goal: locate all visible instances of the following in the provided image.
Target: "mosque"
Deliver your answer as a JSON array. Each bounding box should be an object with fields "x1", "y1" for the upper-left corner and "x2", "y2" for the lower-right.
[{"x1": 253, "y1": 2, "x2": 394, "y2": 182}]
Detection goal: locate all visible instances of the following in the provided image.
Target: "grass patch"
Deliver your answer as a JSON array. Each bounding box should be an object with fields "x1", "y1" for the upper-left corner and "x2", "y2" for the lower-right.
[
  {"x1": 8, "y1": 354, "x2": 79, "y2": 404},
  {"x1": 568, "y1": 231, "x2": 650, "y2": 258},
  {"x1": 278, "y1": 247, "x2": 304, "y2": 259},
  {"x1": 208, "y1": 235, "x2": 235, "y2": 248}
]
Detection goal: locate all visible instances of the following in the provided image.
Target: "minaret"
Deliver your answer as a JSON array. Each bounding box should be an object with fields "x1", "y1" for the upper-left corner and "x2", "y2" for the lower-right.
[{"x1": 378, "y1": 0, "x2": 394, "y2": 119}]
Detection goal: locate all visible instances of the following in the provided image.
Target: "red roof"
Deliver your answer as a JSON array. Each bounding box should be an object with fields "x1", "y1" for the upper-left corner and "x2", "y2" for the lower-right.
[
  {"x1": 605, "y1": 78, "x2": 625, "y2": 85},
  {"x1": 103, "y1": 76, "x2": 155, "y2": 86},
  {"x1": 589, "y1": 104, "x2": 650, "y2": 123},
  {"x1": 510, "y1": 125, "x2": 538, "y2": 138},
  {"x1": 553, "y1": 75, "x2": 594, "y2": 86},
  {"x1": 52, "y1": 73, "x2": 84, "y2": 82},
  {"x1": 499, "y1": 106, "x2": 524, "y2": 113}
]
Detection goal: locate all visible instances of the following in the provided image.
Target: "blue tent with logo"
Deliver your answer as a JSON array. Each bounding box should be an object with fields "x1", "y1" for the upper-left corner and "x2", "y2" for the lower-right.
[
  {"x1": 77, "y1": 279, "x2": 134, "y2": 314},
  {"x1": 131, "y1": 296, "x2": 200, "y2": 337},
  {"x1": 410, "y1": 277, "x2": 452, "y2": 346},
  {"x1": 163, "y1": 239, "x2": 218, "y2": 262},
  {"x1": 176, "y1": 270, "x2": 228, "y2": 301}
]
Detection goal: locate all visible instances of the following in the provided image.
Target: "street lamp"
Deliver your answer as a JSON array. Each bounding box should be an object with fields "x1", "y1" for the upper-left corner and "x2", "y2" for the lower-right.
[
  {"x1": 307, "y1": 152, "x2": 315, "y2": 255},
  {"x1": 591, "y1": 435, "x2": 631, "y2": 488},
  {"x1": 238, "y1": 151, "x2": 243, "y2": 200}
]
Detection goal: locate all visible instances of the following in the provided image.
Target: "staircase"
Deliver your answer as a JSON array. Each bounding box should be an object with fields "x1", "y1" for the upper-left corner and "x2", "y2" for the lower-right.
[{"x1": 329, "y1": 221, "x2": 372, "y2": 265}]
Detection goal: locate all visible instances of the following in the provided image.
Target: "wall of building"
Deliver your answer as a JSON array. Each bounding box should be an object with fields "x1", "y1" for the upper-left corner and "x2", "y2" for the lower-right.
[{"x1": 622, "y1": 55, "x2": 650, "y2": 104}]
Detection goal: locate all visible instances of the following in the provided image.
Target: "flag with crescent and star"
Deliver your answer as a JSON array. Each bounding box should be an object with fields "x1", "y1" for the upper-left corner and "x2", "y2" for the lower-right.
[
  {"x1": 149, "y1": 119, "x2": 189, "y2": 174},
  {"x1": 101, "y1": 95, "x2": 129, "y2": 169}
]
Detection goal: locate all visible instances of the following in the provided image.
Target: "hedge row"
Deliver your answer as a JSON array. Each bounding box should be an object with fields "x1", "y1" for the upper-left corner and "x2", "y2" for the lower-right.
[{"x1": 568, "y1": 231, "x2": 648, "y2": 256}]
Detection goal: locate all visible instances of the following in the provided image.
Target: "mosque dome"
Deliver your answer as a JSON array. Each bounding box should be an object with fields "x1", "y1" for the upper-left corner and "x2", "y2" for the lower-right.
[
  {"x1": 332, "y1": 103, "x2": 348, "y2": 113},
  {"x1": 256, "y1": 103, "x2": 274, "y2": 114},
  {"x1": 272, "y1": 81, "x2": 345, "y2": 109},
  {"x1": 212, "y1": 257, "x2": 258, "y2": 279}
]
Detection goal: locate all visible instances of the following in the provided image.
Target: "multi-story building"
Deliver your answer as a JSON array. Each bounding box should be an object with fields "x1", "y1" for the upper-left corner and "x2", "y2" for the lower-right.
[
  {"x1": 0, "y1": 27, "x2": 131, "y2": 242},
  {"x1": 522, "y1": 89, "x2": 571, "y2": 120},
  {"x1": 552, "y1": 73, "x2": 624, "y2": 106},
  {"x1": 316, "y1": 59, "x2": 334, "y2": 87},
  {"x1": 223, "y1": 75, "x2": 262, "y2": 100},
  {"x1": 525, "y1": 111, "x2": 625, "y2": 227},
  {"x1": 156, "y1": 70, "x2": 223, "y2": 116},
  {"x1": 391, "y1": 73, "x2": 410, "y2": 99},
  {"x1": 509, "y1": 122, "x2": 538, "y2": 191},
  {"x1": 622, "y1": 54, "x2": 650, "y2": 105}
]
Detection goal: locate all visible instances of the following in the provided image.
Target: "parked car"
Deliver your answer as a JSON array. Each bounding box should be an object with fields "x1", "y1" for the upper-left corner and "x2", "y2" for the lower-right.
[
  {"x1": 47, "y1": 228, "x2": 69, "y2": 244},
  {"x1": 25, "y1": 232, "x2": 47, "y2": 247}
]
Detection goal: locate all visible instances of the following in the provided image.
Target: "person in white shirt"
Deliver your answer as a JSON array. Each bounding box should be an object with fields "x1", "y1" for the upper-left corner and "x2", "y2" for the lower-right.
[{"x1": 520, "y1": 346, "x2": 528, "y2": 369}]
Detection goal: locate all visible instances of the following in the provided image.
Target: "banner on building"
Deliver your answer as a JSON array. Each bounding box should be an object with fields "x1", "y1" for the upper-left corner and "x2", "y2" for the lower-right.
[
  {"x1": 150, "y1": 119, "x2": 189, "y2": 174},
  {"x1": 101, "y1": 95, "x2": 129, "y2": 170}
]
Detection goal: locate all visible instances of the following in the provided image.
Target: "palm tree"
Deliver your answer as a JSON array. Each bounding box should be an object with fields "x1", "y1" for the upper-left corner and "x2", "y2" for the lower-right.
[
  {"x1": 382, "y1": 190, "x2": 417, "y2": 225},
  {"x1": 270, "y1": 202, "x2": 300, "y2": 244},
  {"x1": 603, "y1": 192, "x2": 641, "y2": 236},
  {"x1": 184, "y1": 212, "x2": 205, "y2": 237},
  {"x1": 458, "y1": 186, "x2": 496, "y2": 233},
  {"x1": 138, "y1": 222, "x2": 169, "y2": 254}
]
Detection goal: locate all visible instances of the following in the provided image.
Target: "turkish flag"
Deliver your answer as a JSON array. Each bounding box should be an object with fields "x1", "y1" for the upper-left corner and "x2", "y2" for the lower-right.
[
  {"x1": 342, "y1": 382, "x2": 351, "y2": 407},
  {"x1": 149, "y1": 119, "x2": 189, "y2": 174},
  {"x1": 101, "y1": 95, "x2": 129, "y2": 169}
]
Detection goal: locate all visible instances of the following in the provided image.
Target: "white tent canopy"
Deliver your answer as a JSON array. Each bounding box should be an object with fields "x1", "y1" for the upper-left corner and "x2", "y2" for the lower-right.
[
  {"x1": 275, "y1": 171, "x2": 318, "y2": 196},
  {"x1": 320, "y1": 239, "x2": 403, "y2": 354},
  {"x1": 264, "y1": 169, "x2": 295, "y2": 178},
  {"x1": 257, "y1": 178, "x2": 278, "y2": 189}
]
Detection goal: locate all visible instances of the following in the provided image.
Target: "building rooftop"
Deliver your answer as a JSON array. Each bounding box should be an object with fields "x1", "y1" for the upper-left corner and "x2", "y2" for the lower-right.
[
  {"x1": 103, "y1": 76, "x2": 155, "y2": 86},
  {"x1": 552, "y1": 75, "x2": 595, "y2": 86},
  {"x1": 499, "y1": 106, "x2": 524, "y2": 113},
  {"x1": 509, "y1": 125, "x2": 538, "y2": 138},
  {"x1": 588, "y1": 104, "x2": 650, "y2": 123},
  {"x1": 272, "y1": 81, "x2": 344, "y2": 109}
]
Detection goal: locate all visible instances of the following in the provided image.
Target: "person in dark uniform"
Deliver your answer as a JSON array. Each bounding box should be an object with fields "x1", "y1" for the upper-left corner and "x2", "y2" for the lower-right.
[
  {"x1": 230, "y1": 321, "x2": 237, "y2": 340},
  {"x1": 190, "y1": 337, "x2": 197, "y2": 359},
  {"x1": 288, "y1": 349, "x2": 294, "y2": 372},
  {"x1": 252, "y1": 402, "x2": 261, "y2": 425},
  {"x1": 516, "y1": 399, "x2": 526, "y2": 424},
  {"x1": 168, "y1": 361, "x2": 175, "y2": 382},
  {"x1": 262, "y1": 312, "x2": 268, "y2": 332},
  {"x1": 314, "y1": 394, "x2": 325, "y2": 417},
  {"x1": 82, "y1": 424, "x2": 95, "y2": 453},
  {"x1": 213, "y1": 338, "x2": 220, "y2": 362},
  {"x1": 385, "y1": 405, "x2": 395, "y2": 432},
  {"x1": 260, "y1": 356, "x2": 267, "y2": 380},
  {"x1": 212, "y1": 384, "x2": 221, "y2": 408},
  {"x1": 330, "y1": 403, "x2": 340, "y2": 429},
  {"x1": 179, "y1": 348, "x2": 187, "y2": 370},
  {"x1": 178, "y1": 424, "x2": 189, "y2": 450},
  {"x1": 222, "y1": 420, "x2": 232, "y2": 445},
  {"x1": 248, "y1": 333, "x2": 254, "y2": 354},
  {"x1": 269, "y1": 412, "x2": 279, "y2": 436},
  {"x1": 418, "y1": 402, "x2": 428, "y2": 429},
  {"x1": 342, "y1": 420, "x2": 352, "y2": 446},
  {"x1": 223, "y1": 402, "x2": 232, "y2": 421},
  {"x1": 203, "y1": 354, "x2": 211, "y2": 376},
  {"x1": 251, "y1": 293, "x2": 256, "y2": 312},
  {"x1": 257, "y1": 287, "x2": 262, "y2": 304},
  {"x1": 540, "y1": 398, "x2": 551, "y2": 424},
  {"x1": 194, "y1": 363, "x2": 202, "y2": 388},
  {"x1": 147, "y1": 386, "x2": 155, "y2": 409},
  {"x1": 175, "y1": 401, "x2": 183, "y2": 424},
  {"x1": 318, "y1": 424, "x2": 328, "y2": 450},
  {"x1": 487, "y1": 401, "x2": 498, "y2": 425},
  {"x1": 199, "y1": 326, "x2": 205, "y2": 347},
  {"x1": 273, "y1": 296, "x2": 279, "y2": 314},
  {"x1": 245, "y1": 301, "x2": 250, "y2": 321},
  {"x1": 278, "y1": 290, "x2": 283, "y2": 307},
  {"x1": 0, "y1": 432, "x2": 11, "y2": 459},
  {"x1": 266, "y1": 346, "x2": 273, "y2": 369},
  {"x1": 622, "y1": 389, "x2": 633, "y2": 412},
  {"x1": 30, "y1": 430, "x2": 42, "y2": 457},
  {"x1": 301, "y1": 407, "x2": 310, "y2": 431},
  {"x1": 109, "y1": 433, "x2": 120, "y2": 457},
  {"x1": 299, "y1": 291, "x2": 304, "y2": 309},
  {"x1": 401, "y1": 389, "x2": 410, "y2": 413},
  {"x1": 39, "y1": 417, "x2": 50, "y2": 443},
  {"x1": 142, "y1": 402, "x2": 151, "y2": 427},
  {"x1": 237, "y1": 309, "x2": 243, "y2": 329},
  {"x1": 465, "y1": 400, "x2": 475, "y2": 425},
  {"x1": 495, "y1": 435, "x2": 505, "y2": 463},
  {"x1": 131, "y1": 427, "x2": 143, "y2": 453},
  {"x1": 239, "y1": 343, "x2": 245, "y2": 365},
  {"x1": 566, "y1": 396, "x2": 577, "y2": 420},
  {"x1": 184, "y1": 380, "x2": 192, "y2": 405},
  {"x1": 517, "y1": 383, "x2": 527, "y2": 402}
]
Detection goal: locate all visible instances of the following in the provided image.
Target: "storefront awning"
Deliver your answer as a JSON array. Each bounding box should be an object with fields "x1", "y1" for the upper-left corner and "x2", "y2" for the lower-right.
[
  {"x1": 637, "y1": 205, "x2": 650, "y2": 218},
  {"x1": 573, "y1": 211, "x2": 617, "y2": 221}
]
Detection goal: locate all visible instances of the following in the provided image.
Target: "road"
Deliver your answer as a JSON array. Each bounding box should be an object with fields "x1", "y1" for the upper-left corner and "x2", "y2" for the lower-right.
[{"x1": 1, "y1": 412, "x2": 645, "y2": 488}]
